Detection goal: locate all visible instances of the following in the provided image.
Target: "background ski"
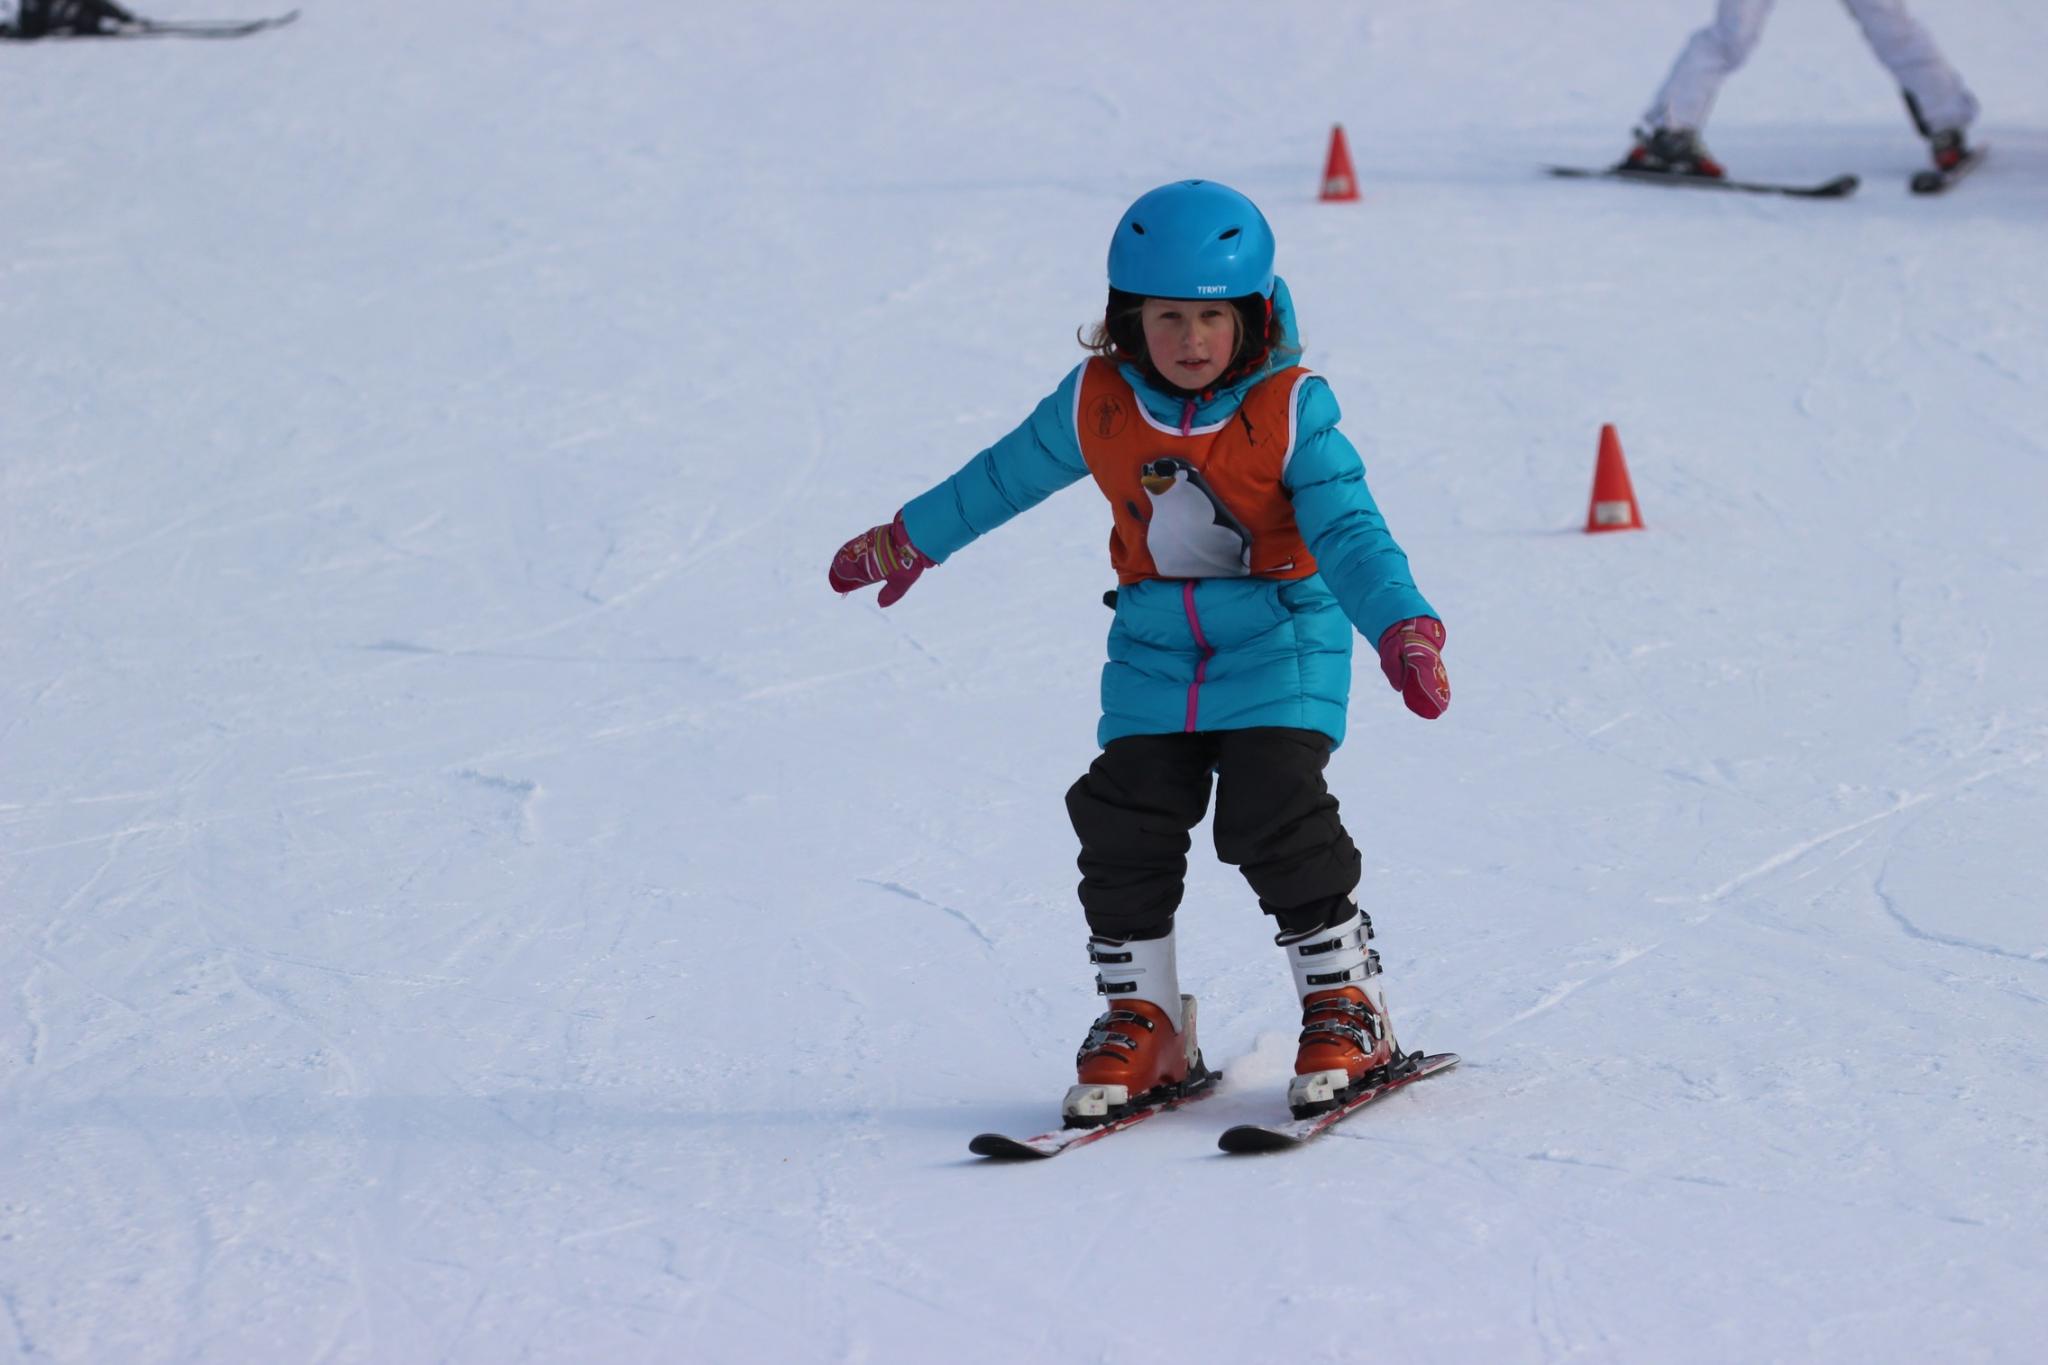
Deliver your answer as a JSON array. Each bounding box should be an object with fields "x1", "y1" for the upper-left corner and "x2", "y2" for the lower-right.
[
  {"x1": 130, "y1": 9, "x2": 298, "y2": 37},
  {"x1": 1217, "y1": 1053, "x2": 1459, "y2": 1154},
  {"x1": 969, "y1": 1071, "x2": 1223, "y2": 1160},
  {"x1": 1546, "y1": 165, "x2": 1859, "y2": 199},
  {"x1": 1911, "y1": 146, "x2": 1985, "y2": 195}
]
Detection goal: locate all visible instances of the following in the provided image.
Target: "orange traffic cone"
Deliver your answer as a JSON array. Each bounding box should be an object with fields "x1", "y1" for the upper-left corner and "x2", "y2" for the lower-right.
[
  {"x1": 1585, "y1": 424, "x2": 1644, "y2": 532},
  {"x1": 1320, "y1": 125, "x2": 1360, "y2": 202}
]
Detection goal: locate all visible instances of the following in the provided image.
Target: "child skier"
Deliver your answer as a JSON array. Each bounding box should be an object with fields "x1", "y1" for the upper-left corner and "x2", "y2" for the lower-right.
[
  {"x1": 1621, "y1": 0, "x2": 1979, "y2": 179},
  {"x1": 828, "y1": 180, "x2": 1450, "y2": 1124}
]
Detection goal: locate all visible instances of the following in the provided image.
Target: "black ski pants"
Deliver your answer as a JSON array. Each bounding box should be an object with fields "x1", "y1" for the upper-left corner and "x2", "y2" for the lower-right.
[{"x1": 1064, "y1": 727, "x2": 1361, "y2": 942}]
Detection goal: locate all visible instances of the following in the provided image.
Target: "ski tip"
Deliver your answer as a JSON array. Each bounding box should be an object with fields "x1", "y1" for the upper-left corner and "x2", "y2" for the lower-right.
[{"x1": 968, "y1": 1132, "x2": 1055, "y2": 1160}]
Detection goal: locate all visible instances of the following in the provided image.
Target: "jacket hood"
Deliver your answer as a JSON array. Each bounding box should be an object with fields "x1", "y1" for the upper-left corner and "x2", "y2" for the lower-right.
[{"x1": 1117, "y1": 276, "x2": 1304, "y2": 428}]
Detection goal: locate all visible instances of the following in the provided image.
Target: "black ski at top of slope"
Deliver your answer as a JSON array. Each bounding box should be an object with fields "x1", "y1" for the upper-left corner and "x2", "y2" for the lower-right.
[
  {"x1": 4, "y1": 10, "x2": 299, "y2": 39},
  {"x1": 97, "y1": 10, "x2": 300, "y2": 38},
  {"x1": 135, "y1": 10, "x2": 298, "y2": 37},
  {"x1": 1911, "y1": 146, "x2": 1985, "y2": 195},
  {"x1": 1546, "y1": 164, "x2": 1859, "y2": 200}
]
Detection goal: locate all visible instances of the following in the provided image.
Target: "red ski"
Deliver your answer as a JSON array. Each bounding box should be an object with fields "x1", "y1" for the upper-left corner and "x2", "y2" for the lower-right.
[
  {"x1": 969, "y1": 1070, "x2": 1222, "y2": 1160},
  {"x1": 1217, "y1": 1052, "x2": 1459, "y2": 1154}
]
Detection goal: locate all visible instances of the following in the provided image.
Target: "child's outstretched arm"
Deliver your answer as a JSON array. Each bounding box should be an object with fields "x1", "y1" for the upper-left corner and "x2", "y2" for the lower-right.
[
  {"x1": 898, "y1": 365, "x2": 1092, "y2": 562},
  {"x1": 1284, "y1": 378, "x2": 1450, "y2": 718},
  {"x1": 827, "y1": 366, "x2": 1091, "y2": 606}
]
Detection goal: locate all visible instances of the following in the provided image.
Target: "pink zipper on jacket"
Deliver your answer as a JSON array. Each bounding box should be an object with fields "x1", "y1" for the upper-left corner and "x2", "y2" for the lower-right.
[
  {"x1": 1182, "y1": 580, "x2": 1214, "y2": 732},
  {"x1": 1176, "y1": 397, "x2": 1209, "y2": 731}
]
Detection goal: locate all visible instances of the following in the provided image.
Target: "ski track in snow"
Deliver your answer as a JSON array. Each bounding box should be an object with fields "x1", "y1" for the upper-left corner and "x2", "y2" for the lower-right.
[
  {"x1": 858, "y1": 878, "x2": 998, "y2": 951},
  {"x1": 1479, "y1": 943, "x2": 1663, "y2": 1040},
  {"x1": 1484, "y1": 747, "x2": 2048, "y2": 1043},
  {"x1": 1872, "y1": 867, "x2": 2048, "y2": 967}
]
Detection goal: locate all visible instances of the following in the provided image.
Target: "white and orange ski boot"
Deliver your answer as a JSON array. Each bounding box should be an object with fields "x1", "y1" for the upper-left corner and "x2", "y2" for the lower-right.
[
  {"x1": 1062, "y1": 929, "x2": 1211, "y2": 1128},
  {"x1": 1278, "y1": 906, "x2": 1408, "y2": 1118}
]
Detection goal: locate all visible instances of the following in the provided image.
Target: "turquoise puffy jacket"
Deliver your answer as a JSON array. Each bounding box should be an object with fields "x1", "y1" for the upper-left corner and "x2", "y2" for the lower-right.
[{"x1": 901, "y1": 278, "x2": 1435, "y2": 748}]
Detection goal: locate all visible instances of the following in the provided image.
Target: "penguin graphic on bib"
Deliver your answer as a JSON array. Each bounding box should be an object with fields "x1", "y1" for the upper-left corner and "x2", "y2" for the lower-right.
[{"x1": 1138, "y1": 458, "x2": 1253, "y2": 578}]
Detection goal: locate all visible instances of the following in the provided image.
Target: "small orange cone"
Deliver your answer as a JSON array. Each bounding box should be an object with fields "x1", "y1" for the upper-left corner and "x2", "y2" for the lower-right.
[
  {"x1": 1585, "y1": 424, "x2": 1645, "y2": 532},
  {"x1": 1320, "y1": 125, "x2": 1361, "y2": 202}
]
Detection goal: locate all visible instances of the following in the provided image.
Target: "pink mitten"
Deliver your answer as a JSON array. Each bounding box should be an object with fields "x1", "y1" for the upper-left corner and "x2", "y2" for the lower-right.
[
  {"x1": 828, "y1": 511, "x2": 934, "y2": 608},
  {"x1": 1377, "y1": 617, "x2": 1450, "y2": 719}
]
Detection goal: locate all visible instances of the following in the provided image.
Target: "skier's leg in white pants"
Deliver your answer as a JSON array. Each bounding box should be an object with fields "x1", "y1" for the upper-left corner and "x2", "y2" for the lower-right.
[
  {"x1": 1643, "y1": 0, "x2": 1777, "y2": 132},
  {"x1": 1839, "y1": 0, "x2": 1978, "y2": 133}
]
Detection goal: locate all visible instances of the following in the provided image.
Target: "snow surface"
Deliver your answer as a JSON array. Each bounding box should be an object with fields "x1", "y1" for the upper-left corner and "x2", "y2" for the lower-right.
[{"x1": 6, "y1": 1, "x2": 2048, "y2": 1361}]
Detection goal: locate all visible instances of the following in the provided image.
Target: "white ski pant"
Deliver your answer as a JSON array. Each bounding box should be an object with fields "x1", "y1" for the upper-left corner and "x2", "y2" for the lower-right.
[{"x1": 1644, "y1": 0, "x2": 1978, "y2": 134}]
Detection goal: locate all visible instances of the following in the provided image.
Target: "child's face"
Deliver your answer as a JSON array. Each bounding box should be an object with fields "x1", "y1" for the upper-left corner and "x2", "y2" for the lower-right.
[{"x1": 1139, "y1": 298, "x2": 1239, "y2": 392}]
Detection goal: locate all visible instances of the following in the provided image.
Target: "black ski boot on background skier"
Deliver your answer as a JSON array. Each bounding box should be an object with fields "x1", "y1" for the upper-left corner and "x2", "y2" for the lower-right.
[
  {"x1": 1904, "y1": 90, "x2": 1983, "y2": 193},
  {"x1": 1619, "y1": 126, "x2": 1726, "y2": 180}
]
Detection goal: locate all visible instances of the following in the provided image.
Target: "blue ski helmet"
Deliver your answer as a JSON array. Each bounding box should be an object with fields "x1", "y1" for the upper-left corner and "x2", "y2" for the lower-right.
[{"x1": 1106, "y1": 180, "x2": 1276, "y2": 301}]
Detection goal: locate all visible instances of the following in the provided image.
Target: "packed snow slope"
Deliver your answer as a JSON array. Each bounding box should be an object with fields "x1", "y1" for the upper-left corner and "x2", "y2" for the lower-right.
[{"x1": 6, "y1": 2, "x2": 2048, "y2": 1361}]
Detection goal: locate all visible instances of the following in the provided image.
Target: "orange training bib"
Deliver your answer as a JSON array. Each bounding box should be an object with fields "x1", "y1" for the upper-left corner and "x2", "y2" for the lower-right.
[{"x1": 1074, "y1": 359, "x2": 1320, "y2": 585}]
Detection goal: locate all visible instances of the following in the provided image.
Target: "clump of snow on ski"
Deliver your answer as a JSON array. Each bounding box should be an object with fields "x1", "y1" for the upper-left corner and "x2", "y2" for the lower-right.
[
  {"x1": 968, "y1": 1072, "x2": 1224, "y2": 1160},
  {"x1": 1217, "y1": 1053, "x2": 1460, "y2": 1154}
]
